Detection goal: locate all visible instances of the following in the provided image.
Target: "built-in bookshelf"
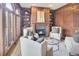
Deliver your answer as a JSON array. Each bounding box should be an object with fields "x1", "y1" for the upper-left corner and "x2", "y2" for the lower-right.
[
  {"x1": 22, "y1": 8, "x2": 31, "y2": 28},
  {"x1": 50, "y1": 10, "x2": 55, "y2": 31}
]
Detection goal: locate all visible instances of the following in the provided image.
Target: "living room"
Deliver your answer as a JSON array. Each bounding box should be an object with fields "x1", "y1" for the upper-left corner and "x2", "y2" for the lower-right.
[
  {"x1": 21, "y1": 3, "x2": 79, "y2": 56},
  {"x1": 0, "y1": 3, "x2": 79, "y2": 56}
]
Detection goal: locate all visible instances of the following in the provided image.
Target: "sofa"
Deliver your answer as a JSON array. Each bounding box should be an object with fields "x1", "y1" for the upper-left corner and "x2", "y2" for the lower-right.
[
  {"x1": 65, "y1": 37, "x2": 79, "y2": 56},
  {"x1": 20, "y1": 36, "x2": 47, "y2": 56}
]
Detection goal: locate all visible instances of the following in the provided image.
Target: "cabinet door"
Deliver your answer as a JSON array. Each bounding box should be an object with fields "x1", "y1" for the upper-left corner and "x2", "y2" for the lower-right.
[
  {"x1": 55, "y1": 8, "x2": 63, "y2": 27},
  {"x1": 63, "y1": 4, "x2": 74, "y2": 36}
]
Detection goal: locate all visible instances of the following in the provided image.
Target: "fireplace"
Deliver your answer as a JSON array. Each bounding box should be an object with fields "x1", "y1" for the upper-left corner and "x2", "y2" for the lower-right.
[
  {"x1": 36, "y1": 28, "x2": 46, "y2": 37},
  {"x1": 35, "y1": 23, "x2": 48, "y2": 37}
]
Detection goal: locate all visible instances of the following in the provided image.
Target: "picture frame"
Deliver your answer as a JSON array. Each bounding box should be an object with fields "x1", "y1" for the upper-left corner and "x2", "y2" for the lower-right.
[{"x1": 37, "y1": 10, "x2": 45, "y2": 23}]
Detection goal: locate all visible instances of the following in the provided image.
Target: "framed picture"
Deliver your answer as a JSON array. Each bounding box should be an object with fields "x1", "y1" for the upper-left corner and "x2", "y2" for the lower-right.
[{"x1": 37, "y1": 10, "x2": 45, "y2": 23}]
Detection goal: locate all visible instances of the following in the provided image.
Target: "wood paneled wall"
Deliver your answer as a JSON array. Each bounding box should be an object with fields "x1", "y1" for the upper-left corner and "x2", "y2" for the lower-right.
[
  {"x1": 31, "y1": 6, "x2": 50, "y2": 35},
  {"x1": 31, "y1": 6, "x2": 37, "y2": 32},
  {"x1": 55, "y1": 4, "x2": 79, "y2": 36}
]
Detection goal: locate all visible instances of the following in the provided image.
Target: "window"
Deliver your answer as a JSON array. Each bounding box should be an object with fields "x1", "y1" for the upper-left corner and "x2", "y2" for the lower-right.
[
  {"x1": 6, "y1": 3, "x2": 13, "y2": 11},
  {"x1": 3, "y1": 3, "x2": 21, "y2": 55},
  {"x1": 16, "y1": 9, "x2": 20, "y2": 15},
  {"x1": 0, "y1": 3, "x2": 21, "y2": 55},
  {"x1": 5, "y1": 11, "x2": 9, "y2": 48},
  {"x1": 13, "y1": 15, "x2": 16, "y2": 41},
  {"x1": 5, "y1": 11, "x2": 12, "y2": 48},
  {"x1": 11, "y1": 13, "x2": 14, "y2": 42}
]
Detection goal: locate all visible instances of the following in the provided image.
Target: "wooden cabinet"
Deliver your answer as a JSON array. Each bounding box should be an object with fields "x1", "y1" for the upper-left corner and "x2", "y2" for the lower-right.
[{"x1": 55, "y1": 4, "x2": 79, "y2": 36}]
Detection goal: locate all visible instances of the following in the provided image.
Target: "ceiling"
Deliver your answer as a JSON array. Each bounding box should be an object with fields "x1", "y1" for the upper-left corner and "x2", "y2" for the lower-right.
[{"x1": 20, "y1": 3, "x2": 68, "y2": 10}]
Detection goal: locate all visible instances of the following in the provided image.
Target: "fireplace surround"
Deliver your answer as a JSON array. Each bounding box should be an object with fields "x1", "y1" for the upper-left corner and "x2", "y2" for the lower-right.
[
  {"x1": 35, "y1": 23, "x2": 48, "y2": 37},
  {"x1": 31, "y1": 6, "x2": 50, "y2": 36}
]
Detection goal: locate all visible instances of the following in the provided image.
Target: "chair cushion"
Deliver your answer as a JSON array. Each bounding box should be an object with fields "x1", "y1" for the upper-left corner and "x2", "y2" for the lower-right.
[
  {"x1": 36, "y1": 37, "x2": 44, "y2": 43},
  {"x1": 52, "y1": 28, "x2": 59, "y2": 33}
]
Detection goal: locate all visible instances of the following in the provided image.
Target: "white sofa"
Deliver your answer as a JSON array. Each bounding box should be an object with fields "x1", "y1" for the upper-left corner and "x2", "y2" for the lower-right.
[
  {"x1": 20, "y1": 36, "x2": 47, "y2": 56},
  {"x1": 65, "y1": 37, "x2": 79, "y2": 55}
]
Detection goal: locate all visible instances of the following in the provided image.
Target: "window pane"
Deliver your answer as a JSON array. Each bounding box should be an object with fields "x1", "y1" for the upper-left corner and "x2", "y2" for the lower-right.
[
  {"x1": 6, "y1": 3, "x2": 13, "y2": 11},
  {"x1": 11, "y1": 13, "x2": 14, "y2": 42},
  {"x1": 16, "y1": 16, "x2": 20, "y2": 37},
  {"x1": 4, "y1": 11, "x2": 12, "y2": 48},
  {"x1": 8, "y1": 12, "x2": 11, "y2": 47},
  {"x1": 16, "y1": 9, "x2": 19, "y2": 15},
  {"x1": 14, "y1": 15, "x2": 17, "y2": 40},
  {"x1": 5, "y1": 11, "x2": 9, "y2": 48}
]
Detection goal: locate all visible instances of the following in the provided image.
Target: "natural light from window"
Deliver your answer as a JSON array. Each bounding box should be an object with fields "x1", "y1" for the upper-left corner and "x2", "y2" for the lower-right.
[{"x1": 6, "y1": 3, "x2": 13, "y2": 11}]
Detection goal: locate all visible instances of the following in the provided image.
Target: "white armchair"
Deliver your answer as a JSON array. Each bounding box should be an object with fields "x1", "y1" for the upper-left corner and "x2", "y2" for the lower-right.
[
  {"x1": 65, "y1": 37, "x2": 73, "y2": 54},
  {"x1": 23, "y1": 27, "x2": 33, "y2": 39},
  {"x1": 65, "y1": 36, "x2": 79, "y2": 56},
  {"x1": 48, "y1": 26, "x2": 62, "y2": 52},
  {"x1": 50, "y1": 26, "x2": 62, "y2": 40},
  {"x1": 20, "y1": 36, "x2": 47, "y2": 56}
]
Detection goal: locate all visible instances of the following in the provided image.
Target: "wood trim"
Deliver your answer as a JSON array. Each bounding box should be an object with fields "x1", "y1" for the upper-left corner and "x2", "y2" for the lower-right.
[
  {"x1": 31, "y1": 6, "x2": 50, "y2": 9},
  {"x1": 55, "y1": 3, "x2": 74, "y2": 11},
  {"x1": 56, "y1": 3, "x2": 79, "y2": 11},
  {"x1": 55, "y1": 3, "x2": 79, "y2": 36}
]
